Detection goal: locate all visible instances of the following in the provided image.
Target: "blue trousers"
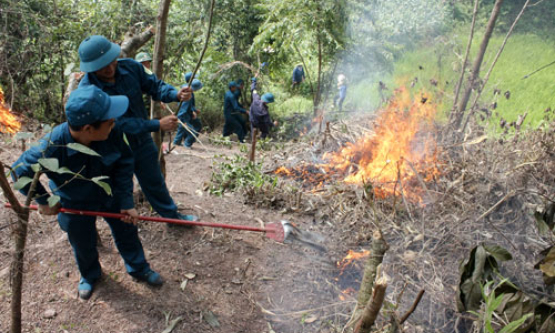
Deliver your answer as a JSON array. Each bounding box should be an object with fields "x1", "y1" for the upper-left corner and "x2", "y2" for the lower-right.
[
  {"x1": 58, "y1": 212, "x2": 150, "y2": 284},
  {"x1": 131, "y1": 135, "x2": 179, "y2": 218},
  {"x1": 174, "y1": 117, "x2": 202, "y2": 147},
  {"x1": 223, "y1": 114, "x2": 247, "y2": 142}
]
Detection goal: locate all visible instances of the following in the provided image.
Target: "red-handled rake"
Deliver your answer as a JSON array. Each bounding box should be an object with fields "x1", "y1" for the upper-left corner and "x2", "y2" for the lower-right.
[{"x1": 5, "y1": 204, "x2": 290, "y2": 243}]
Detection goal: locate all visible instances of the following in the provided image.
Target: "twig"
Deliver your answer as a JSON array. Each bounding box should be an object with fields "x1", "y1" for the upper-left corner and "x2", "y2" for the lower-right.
[
  {"x1": 400, "y1": 289, "x2": 425, "y2": 324},
  {"x1": 461, "y1": 0, "x2": 531, "y2": 134},
  {"x1": 177, "y1": 0, "x2": 216, "y2": 110},
  {"x1": 161, "y1": 103, "x2": 206, "y2": 149}
]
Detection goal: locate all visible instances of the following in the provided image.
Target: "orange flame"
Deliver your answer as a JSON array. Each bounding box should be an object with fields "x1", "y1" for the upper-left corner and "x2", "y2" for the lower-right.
[
  {"x1": 321, "y1": 87, "x2": 440, "y2": 202},
  {"x1": 0, "y1": 87, "x2": 21, "y2": 134},
  {"x1": 274, "y1": 86, "x2": 441, "y2": 203},
  {"x1": 337, "y1": 250, "x2": 370, "y2": 273}
]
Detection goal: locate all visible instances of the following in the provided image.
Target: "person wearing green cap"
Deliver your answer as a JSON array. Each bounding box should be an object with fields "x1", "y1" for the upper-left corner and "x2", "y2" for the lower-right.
[
  {"x1": 135, "y1": 52, "x2": 153, "y2": 73},
  {"x1": 250, "y1": 91, "x2": 277, "y2": 140},
  {"x1": 12, "y1": 86, "x2": 164, "y2": 300},
  {"x1": 77, "y1": 35, "x2": 198, "y2": 223}
]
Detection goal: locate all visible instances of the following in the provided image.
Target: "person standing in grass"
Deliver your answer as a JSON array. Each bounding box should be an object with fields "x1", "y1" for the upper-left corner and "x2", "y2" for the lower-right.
[
  {"x1": 334, "y1": 74, "x2": 348, "y2": 112},
  {"x1": 291, "y1": 64, "x2": 305, "y2": 90},
  {"x1": 12, "y1": 86, "x2": 164, "y2": 300}
]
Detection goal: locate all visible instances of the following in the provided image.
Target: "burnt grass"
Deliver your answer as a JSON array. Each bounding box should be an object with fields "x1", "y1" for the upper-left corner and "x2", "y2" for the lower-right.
[{"x1": 2, "y1": 115, "x2": 555, "y2": 332}]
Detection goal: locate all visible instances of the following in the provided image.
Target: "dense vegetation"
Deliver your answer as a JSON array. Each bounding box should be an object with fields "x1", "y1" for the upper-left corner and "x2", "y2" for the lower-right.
[{"x1": 0, "y1": 0, "x2": 553, "y2": 133}]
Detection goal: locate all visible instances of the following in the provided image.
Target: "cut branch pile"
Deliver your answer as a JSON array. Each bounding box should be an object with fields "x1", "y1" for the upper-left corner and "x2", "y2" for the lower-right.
[{"x1": 248, "y1": 112, "x2": 555, "y2": 331}]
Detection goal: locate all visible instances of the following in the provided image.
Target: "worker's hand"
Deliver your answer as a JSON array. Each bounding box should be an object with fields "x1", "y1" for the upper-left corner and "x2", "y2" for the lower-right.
[
  {"x1": 192, "y1": 111, "x2": 198, "y2": 120},
  {"x1": 38, "y1": 202, "x2": 61, "y2": 215},
  {"x1": 245, "y1": 110, "x2": 250, "y2": 116},
  {"x1": 273, "y1": 120, "x2": 279, "y2": 126},
  {"x1": 120, "y1": 208, "x2": 139, "y2": 225},
  {"x1": 160, "y1": 115, "x2": 178, "y2": 131},
  {"x1": 177, "y1": 86, "x2": 192, "y2": 102}
]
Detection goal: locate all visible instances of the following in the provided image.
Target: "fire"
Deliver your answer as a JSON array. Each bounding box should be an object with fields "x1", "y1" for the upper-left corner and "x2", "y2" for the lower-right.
[
  {"x1": 275, "y1": 86, "x2": 440, "y2": 202},
  {"x1": 0, "y1": 87, "x2": 21, "y2": 134},
  {"x1": 337, "y1": 249, "x2": 370, "y2": 274}
]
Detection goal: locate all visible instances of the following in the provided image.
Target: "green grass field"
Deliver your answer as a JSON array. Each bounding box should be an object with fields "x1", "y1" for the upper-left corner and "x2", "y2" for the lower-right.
[{"x1": 392, "y1": 33, "x2": 555, "y2": 132}]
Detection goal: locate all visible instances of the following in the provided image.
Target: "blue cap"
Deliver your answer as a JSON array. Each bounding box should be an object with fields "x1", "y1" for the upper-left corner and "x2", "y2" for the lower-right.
[
  {"x1": 251, "y1": 77, "x2": 257, "y2": 82},
  {"x1": 236, "y1": 79, "x2": 244, "y2": 86},
  {"x1": 78, "y1": 35, "x2": 121, "y2": 73},
  {"x1": 184, "y1": 72, "x2": 194, "y2": 83},
  {"x1": 261, "y1": 93, "x2": 275, "y2": 104},
  {"x1": 228, "y1": 81, "x2": 237, "y2": 89},
  {"x1": 191, "y1": 79, "x2": 203, "y2": 91},
  {"x1": 66, "y1": 86, "x2": 128, "y2": 126}
]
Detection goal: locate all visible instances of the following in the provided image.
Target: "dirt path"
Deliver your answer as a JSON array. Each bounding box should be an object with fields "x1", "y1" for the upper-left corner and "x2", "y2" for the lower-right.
[{"x1": 0, "y1": 137, "x2": 349, "y2": 333}]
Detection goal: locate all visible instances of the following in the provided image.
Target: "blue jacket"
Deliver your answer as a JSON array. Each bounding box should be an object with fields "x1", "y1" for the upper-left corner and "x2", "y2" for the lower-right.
[
  {"x1": 79, "y1": 59, "x2": 179, "y2": 137},
  {"x1": 292, "y1": 66, "x2": 305, "y2": 83},
  {"x1": 12, "y1": 123, "x2": 134, "y2": 211},
  {"x1": 224, "y1": 90, "x2": 245, "y2": 117},
  {"x1": 233, "y1": 88, "x2": 242, "y2": 100},
  {"x1": 177, "y1": 90, "x2": 197, "y2": 122},
  {"x1": 249, "y1": 92, "x2": 272, "y2": 126}
]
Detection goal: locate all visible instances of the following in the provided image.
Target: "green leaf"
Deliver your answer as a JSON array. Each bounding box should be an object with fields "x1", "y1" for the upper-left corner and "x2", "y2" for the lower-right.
[
  {"x1": 13, "y1": 132, "x2": 34, "y2": 141},
  {"x1": 55, "y1": 167, "x2": 75, "y2": 175},
  {"x1": 123, "y1": 133, "x2": 130, "y2": 146},
  {"x1": 91, "y1": 176, "x2": 109, "y2": 182},
  {"x1": 93, "y1": 180, "x2": 112, "y2": 196},
  {"x1": 66, "y1": 143, "x2": 101, "y2": 157},
  {"x1": 47, "y1": 195, "x2": 60, "y2": 207},
  {"x1": 13, "y1": 177, "x2": 33, "y2": 190},
  {"x1": 498, "y1": 313, "x2": 533, "y2": 333},
  {"x1": 484, "y1": 245, "x2": 513, "y2": 262},
  {"x1": 38, "y1": 158, "x2": 59, "y2": 172},
  {"x1": 31, "y1": 163, "x2": 41, "y2": 173},
  {"x1": 535, "y1": 211, "x2": 552, "y2": 235}
]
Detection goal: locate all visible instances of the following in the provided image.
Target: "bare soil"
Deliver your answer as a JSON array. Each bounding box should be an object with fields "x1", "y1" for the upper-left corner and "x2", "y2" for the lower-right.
[{"x1": 0, "y1": 136, "x2": 354, "y2": 333}]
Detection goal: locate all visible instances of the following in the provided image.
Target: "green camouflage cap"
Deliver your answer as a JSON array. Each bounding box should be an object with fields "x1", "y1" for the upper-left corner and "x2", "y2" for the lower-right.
[{"x1": 135, "y1": 52, "x2": 152, "y2": 63}]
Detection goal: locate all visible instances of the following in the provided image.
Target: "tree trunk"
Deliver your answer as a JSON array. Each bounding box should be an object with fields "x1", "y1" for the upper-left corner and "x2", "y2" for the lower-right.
[
  {"x1": 356, "y1": 229, "x2": 388, "y2": 312},
  {"x1": 151, "y1": 0, "x2": 172, "y2": 176},
  {"x1": 120, "y1": 26, "x2": 156, "y2": 59},
  {"x1": 453, "y1": 0, "x2": 504, "y2": 129},
  {"x1": 354, "y1": 276, "x2": 388, "y2": 333},
  {"x1": 0, "y1": 161, "x2": 39, "y2": 333}
]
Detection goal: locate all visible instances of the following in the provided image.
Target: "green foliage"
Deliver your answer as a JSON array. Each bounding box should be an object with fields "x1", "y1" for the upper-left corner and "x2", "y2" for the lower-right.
[
  {"x1": 208, "y1": 154, "x2": 277, "y2": 196},
  {"x1": 469, "y1": 280, "x2": 533, "y2": 333}
]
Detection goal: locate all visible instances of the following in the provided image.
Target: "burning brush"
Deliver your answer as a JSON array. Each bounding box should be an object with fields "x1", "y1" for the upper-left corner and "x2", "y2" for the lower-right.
[
  {"x1": 0, "y1": 86, "x2": 21, "y2": 134},
  {"x1": 275, "y1": 86, "x2": 441, "y2": 203}
]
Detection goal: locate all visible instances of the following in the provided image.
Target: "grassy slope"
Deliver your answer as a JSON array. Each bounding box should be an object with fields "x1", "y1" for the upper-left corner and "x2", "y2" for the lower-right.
[{"x1": 393, "y1": 33, "x2": 555, "y2": 131}]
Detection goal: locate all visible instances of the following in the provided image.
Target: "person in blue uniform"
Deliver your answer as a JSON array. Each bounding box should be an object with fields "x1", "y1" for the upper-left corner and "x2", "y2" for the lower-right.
[
  {"x1": 250, "y1": 92, "x2": 277, "y2": 140},
  {"x1": 173, "y1": 79, "x2": 203, "y2": 149},
  {"x1": 235, "y1": 79, "x2": 245, "y2": 104},
  {"x1": 12, "y1": 86, "x2": 163, "y2": 300},
  {"x1": 222, "y1": 81, "x2": 248, "y2": 143},
  {"x1": 77, "y1": 35, "x2": 197, "y2": 222},
  {"x1": 291, "y1": 64, "x2": 305, "y2": 89}
]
